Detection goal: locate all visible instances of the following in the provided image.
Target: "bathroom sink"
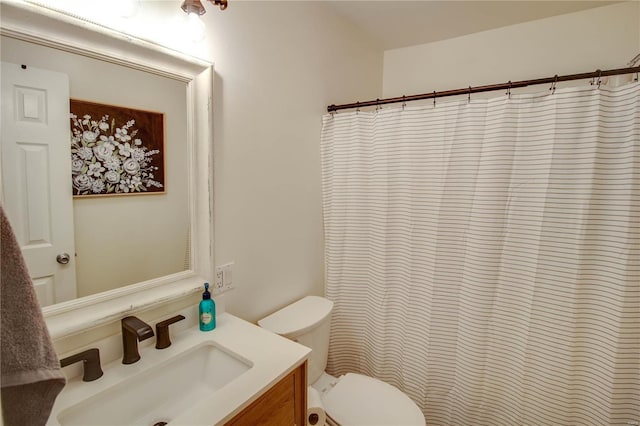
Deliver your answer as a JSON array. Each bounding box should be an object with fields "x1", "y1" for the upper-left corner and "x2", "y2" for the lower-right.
[{"x1": 56, "y1": 343, "x2": 252, "y2": 426}]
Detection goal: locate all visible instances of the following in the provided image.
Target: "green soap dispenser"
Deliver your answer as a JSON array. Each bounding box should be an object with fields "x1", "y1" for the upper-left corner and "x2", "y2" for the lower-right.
[{"x1": 199, "y1": 283, "x2": 216, "y2": 331}]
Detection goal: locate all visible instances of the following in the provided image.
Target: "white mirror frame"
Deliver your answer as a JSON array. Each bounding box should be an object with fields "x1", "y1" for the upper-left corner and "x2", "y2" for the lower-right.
[{"x1": 0, "y1": 1, "x2": 214, "y2": 339}]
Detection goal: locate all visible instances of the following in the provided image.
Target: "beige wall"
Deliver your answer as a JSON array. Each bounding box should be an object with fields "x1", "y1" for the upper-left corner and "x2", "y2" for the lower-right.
[
  {"x1": 0, "y1": 36, "x2": 190, "y2": 298},
  {"x1": 383, "y1": 2, "x2": 640, "y2": 99},
  {"x1": 203, "y1": 2, "x2": 383, "y2": 321}
]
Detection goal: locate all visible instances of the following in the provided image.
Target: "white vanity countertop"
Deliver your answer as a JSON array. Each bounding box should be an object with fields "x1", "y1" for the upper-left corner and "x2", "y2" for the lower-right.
[{"x1": 49, "y1": 313, "x2": 311, "y2": 426}]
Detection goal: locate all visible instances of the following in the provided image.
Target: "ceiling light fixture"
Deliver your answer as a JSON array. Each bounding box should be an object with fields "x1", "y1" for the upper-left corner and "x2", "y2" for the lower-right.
[
  {"x1": 181, "y1": 0, "x2": 228, "y2": 15},
  {"x1": 181, "y1": 0, "x2": 226, "y2": 42}
]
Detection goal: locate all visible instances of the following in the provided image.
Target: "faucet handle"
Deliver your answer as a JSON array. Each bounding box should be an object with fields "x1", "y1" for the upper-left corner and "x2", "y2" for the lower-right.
[
  {"x1": 155, "y1": 314, "x2": 186, "y2": 349},
  {"x1": 60, "y1": 348, "x2": 104, "y2": 382}
]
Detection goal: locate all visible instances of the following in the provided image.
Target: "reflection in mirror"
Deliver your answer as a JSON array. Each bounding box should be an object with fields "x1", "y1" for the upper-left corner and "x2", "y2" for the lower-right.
[{"x1": 0, "y1": 36, "x2": 190, "y2": 306}]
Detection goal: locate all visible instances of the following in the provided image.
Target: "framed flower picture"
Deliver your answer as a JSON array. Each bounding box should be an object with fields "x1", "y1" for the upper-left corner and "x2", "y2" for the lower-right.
[{"x1": 69, "y1": 100, "x2": 165, "y2": 196}]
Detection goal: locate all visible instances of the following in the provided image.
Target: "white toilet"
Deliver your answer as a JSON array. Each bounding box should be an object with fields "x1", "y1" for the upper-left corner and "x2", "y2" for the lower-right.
[{"x1": 258, "y1": 296, "x2": 425, "y2": 426}]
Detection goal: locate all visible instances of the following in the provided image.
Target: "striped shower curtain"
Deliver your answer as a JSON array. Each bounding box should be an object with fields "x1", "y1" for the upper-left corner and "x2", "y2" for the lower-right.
[{"x1": 320, "y1": 83, "x2": 639, "y2": 426}]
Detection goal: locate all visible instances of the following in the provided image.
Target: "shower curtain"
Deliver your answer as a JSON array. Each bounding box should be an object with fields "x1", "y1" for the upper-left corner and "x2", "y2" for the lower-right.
[{"x1": 320, "y1": 83, "x2": 639, "y2": 425}]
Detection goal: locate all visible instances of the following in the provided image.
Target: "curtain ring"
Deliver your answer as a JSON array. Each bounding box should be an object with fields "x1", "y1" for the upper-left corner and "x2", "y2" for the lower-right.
[
  {"x1": 506, "y1": 81, "x2": 512, "y2": 99},
  {"x1": 597, "y1": 70, "x2": 602, "y2": 89},
  {"x1": 550, "y1": 75, "x2": 558, "y2": 94},
  {"x1": 433, "y1": 91, "x2": 436, "y2": 108},
  {"x1": 376, "y1": 99, "x2": 381, "y2": 112},
  {"x1": 356, "y1": 101, "x2": 360, "y2": 114},
  {"x1": 468, "y1": 86, "x2": 471, "y2": 103},
  {"x1": 402, "y1": 95, "x2": 406, "y2": 111}
]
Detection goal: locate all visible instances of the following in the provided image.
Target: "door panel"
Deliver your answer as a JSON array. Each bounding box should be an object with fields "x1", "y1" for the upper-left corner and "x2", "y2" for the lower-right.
[{"x1": 1, "y1": 62, "x2": 76, "y2": 306}]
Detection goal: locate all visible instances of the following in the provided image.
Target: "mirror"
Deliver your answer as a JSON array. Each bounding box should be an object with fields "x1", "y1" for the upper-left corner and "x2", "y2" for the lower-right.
[
  {"x1": 0, "y1": 1, "x2": 214, "y2": 338},
  {"x1": 2, "y1": 35, "x2": 191, "y2": 302}
]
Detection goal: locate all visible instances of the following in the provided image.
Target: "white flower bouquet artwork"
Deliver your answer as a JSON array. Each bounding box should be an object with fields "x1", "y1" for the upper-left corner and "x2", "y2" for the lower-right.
[{"x1": 70, "y1": 100, "x2": 165, "y2": 196}]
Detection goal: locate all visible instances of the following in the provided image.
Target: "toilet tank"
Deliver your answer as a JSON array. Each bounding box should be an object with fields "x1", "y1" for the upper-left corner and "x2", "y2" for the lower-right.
[{"x1": 258, "y1": 296, "x2": 333, "y2": 384}]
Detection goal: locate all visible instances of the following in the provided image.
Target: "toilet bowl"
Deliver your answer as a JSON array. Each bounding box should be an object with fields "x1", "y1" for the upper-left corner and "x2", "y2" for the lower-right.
[
  {"x1": 258, "y1": 296, "x2": 425, "y2": 426},
  {"x1": 312, "y1": 371, "x2": 425, "y2": 426}
]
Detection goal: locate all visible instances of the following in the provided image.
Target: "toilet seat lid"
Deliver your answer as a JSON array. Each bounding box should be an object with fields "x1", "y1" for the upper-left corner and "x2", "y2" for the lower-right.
[{"x1": 322, "y1": 373, "x2": 425, "y2": 426}]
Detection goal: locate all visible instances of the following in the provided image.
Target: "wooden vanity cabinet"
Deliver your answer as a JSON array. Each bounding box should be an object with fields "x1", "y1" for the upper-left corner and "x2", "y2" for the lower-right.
[{"x1": 225, "y1": 361, "x2": 307, "y2": 426}]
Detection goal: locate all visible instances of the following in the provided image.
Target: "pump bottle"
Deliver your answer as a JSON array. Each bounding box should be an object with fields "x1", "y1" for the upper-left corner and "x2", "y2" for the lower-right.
[{"x1": 199, "y1": 282, "x2": 216, "y2": 331}]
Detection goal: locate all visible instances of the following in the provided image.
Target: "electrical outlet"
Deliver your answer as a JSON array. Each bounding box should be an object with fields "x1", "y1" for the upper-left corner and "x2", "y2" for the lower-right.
[
  {"x1": 214, "y1": 267, "x2": 224, "y2": 290},
  {"x1": 214, "y1": 262, "x2": 235, "y2": 293}
]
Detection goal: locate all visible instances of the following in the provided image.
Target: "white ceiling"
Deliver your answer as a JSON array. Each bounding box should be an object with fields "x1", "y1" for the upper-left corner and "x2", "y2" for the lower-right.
[{"x1": 324, "y1": 1, "x2": 620, "y2": 50}]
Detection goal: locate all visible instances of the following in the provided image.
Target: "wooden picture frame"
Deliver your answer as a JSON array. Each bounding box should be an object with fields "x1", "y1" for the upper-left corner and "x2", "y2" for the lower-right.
[{"x1": 69, "y1": 99, "x2": 165, "y2": 196}]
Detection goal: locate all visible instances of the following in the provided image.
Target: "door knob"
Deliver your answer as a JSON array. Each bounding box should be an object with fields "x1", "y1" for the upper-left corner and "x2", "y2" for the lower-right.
[{"x1": 56, "y1": 253, "x2": 71, "y2": 264}]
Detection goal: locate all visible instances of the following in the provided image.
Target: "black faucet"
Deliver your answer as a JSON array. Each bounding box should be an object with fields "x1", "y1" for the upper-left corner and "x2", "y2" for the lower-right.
[
  {"x1": 121, "y1": 316, "x2": 154, "y2": 364},
  {"x1": 60, "y1": 348, "x2": 104, "y2": 382}
]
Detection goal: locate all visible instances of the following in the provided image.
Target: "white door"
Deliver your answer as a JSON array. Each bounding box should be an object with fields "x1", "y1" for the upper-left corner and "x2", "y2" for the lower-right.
[{"x1": 1, "y1": 62, "x2": 77, "y2": 306}]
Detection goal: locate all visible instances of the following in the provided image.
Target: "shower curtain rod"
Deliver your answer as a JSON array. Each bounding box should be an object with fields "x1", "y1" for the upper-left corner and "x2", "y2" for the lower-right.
[{"x1": 327, "y1": 66, "x2": 640, "y2": 113}]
